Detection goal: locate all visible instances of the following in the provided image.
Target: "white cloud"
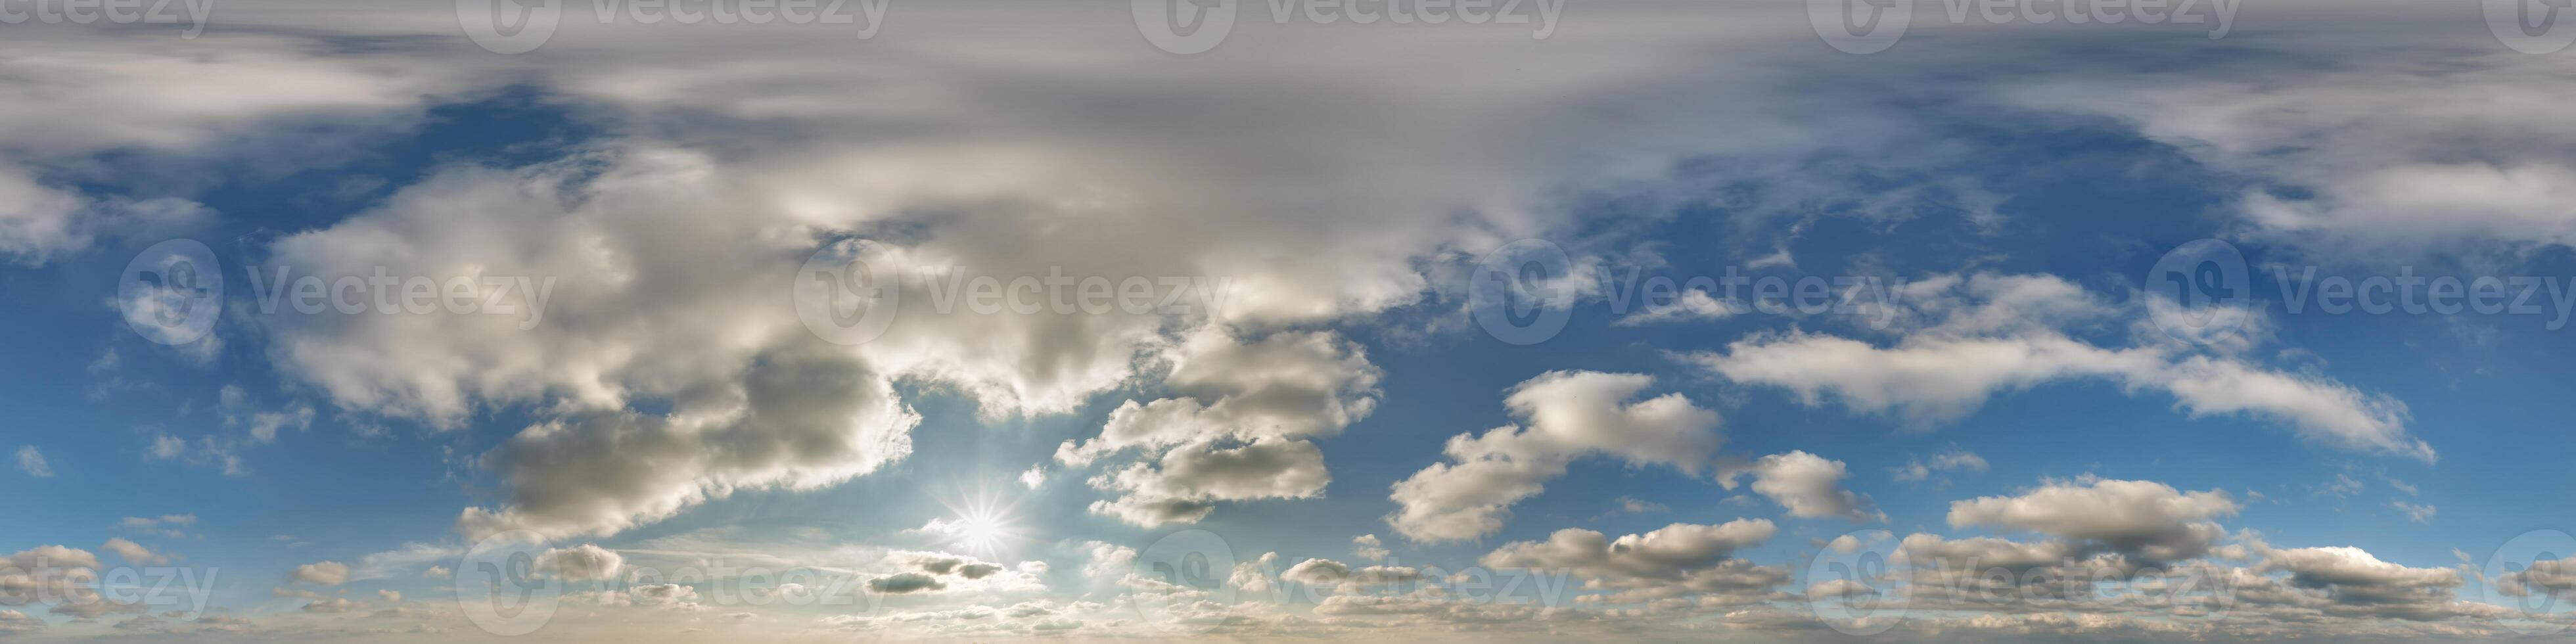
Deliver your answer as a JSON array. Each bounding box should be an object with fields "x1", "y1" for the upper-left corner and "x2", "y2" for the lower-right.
[
  {"x1": 536, "y1": 545, "x2": 625, "y2": 582},
  {"x1": 1947, "y1": 476, "x2": 2239, "y2": 563},
  {"x1": 1352, "y1": 534, "x2": 1389, "y2": 562},
  {"x1": 99, "y1": 538, "x2": 164, "y2": 565},
  {"x1": 12, "y1": 446, "x2": 49, "y2": 478},
  {"x1": 1387, "y1": 371, "x2": 1722, "y2": 542},
  {"x1": 2389, "y1": 501, "x2": 2436, "y2": 524},
  {"x1": 1722, "y1": 451, "x2": 1880, "y2": 522},
  {"x1": 1481, "y1": 519, "x2": 1787, "y2": 605},
  {"x1": 289, "y1": 561, "x2": 348, "y2": 586},
  {"x1": 1686, "y1": 273, "x2": 2433, "y2": 461}
]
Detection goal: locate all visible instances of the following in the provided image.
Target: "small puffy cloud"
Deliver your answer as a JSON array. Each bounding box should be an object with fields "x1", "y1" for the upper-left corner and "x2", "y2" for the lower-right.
[
  {"x1": 290, "y1": 561, "x2": 349, "y2": 586},
  {"x1": 1482, "y1": 519, "x2": 1787, "y2": 605},
  {"x1": 535, "y1": 544, "x2": 624, "y2": 582},
  {"x1": 302, "y1": 598, "x2": 362, "y2": 613},
  {"x1": 1281, "y1": 559, "x2": 1351, "y2": 586},
  {"x1": 1724, "y1": 451, "x2": 1879, "y2": 522},
  {"x1": 2389, "y1": 501, "x2": 2435, "y2": 524},
  {"x1": 13, "y1": 446, "x2": 50, "y2": 478},
  {"x1": 1352, "y1": 534, "x2": 1389, "y2": 561},
  {"x1": 423, "y1": 566, "x2": 451, "y2": 579},
  {"x1": 100, "y1": 538, "x2": 165, "y2": 565},
  {"x1": 377, "y1": 589, "x2": 402, "y2": 603},
  {"x1": 1891, "y1": 448, "x2": 1987, "y2": 483},
  {"x1": 1387, "y1": 371, "x2": 1722, "y2": 542}
]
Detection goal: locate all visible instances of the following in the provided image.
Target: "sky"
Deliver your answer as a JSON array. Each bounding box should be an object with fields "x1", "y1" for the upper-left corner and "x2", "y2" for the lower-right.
[{"x1": 5, "y1": 0, "x2": 2576, "y2": 641}]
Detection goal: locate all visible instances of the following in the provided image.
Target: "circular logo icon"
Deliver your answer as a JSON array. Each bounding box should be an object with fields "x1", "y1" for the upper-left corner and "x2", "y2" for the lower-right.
[
  {"x1": 457, "y1": 530, "x2": 561, "y2": 636},
  {"x1": 1126, "y1": 529, "x2": 1237, "y2": 634},
  {"x1": 458, "y1": 0, "x2": 562, "y2": 55},
  {"x1": 1806, "y1": 529, "x2": 1906, "y2": 635},
  {"x1": 793, "y1": 239, "x2": 902, "y2": 346},
  {"x1": 1808, "y1": 0, "x2": 1911, "y2": 55},
  {"x1": 2487, "y1": 0, "x2": 2576, "y2": 55},
  {"x1": 2145, "y1": 238, "x2": 2250, "y2": 346},
  {"x1": 1134, "y1": 0, "x2": 1237, "y2": 55},
  {"x1": 1469, "y1": 239, "x2": 1576, "y2": 346},
  {"x1": 2481, "y1": 529, "x2": 2576, "y2": 635},
  {"x1": 118, "y1": 239, "x2": 223, "y2": 346}
]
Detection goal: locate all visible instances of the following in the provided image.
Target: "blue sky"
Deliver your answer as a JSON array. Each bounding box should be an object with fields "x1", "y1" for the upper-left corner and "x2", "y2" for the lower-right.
[{"x1": 4, "y1": 1, "x2": 2576, "y2": 642}]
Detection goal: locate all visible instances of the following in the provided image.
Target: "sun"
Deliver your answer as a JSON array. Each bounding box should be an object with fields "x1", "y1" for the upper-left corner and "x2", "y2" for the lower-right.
[{"x1": 931, "y1": 482, "x2": 1025, "y2": 558}]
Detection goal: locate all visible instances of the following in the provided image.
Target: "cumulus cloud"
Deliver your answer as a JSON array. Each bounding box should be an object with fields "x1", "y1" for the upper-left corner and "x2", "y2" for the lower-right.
[
  {"x1": 99, "y1": 539, "x2": 164, "y2": 566},
  {"x1": 1722, "y1": 451, "x2": 1880, "y2": 522},
  {"x1": 1892, "y1": 448, "x2": 1988, "y2": 483},
  {"x1": 1482, "y1": 519, "x2": 1787, "y2": 605},
  {"x1": 289, "y1": 561, "x2": 348, "y2": 586},
  {"x1": 1387, "y1": 371, "x2": 1722, "y2": 542},
  {"x1": 1947, "y1": 476, "x2": 2238, "y2": 563},
  {"x1": 1352, "y1": 534, "x2": 1389, "y2": 562},
  {"x1": 536, "y1": 545, "x2": 625, "y2": 582}
]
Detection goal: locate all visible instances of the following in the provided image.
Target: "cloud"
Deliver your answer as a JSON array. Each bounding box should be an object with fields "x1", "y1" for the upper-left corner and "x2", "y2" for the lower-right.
[
  {"x1": 536, "y1": 545, "x2": 625, "y2": 582},
  {"x1": 99, "y1": 539, "x2": 164, "y2": 565},
  {"x1": 868, "y1": 572, "x2": 946, "y2": 595},
  {"x1": 289, "y1": 561, "x2": 348, "y2": 586},
  {"x1": 1947, "y1": 476, "x2": 2238, "y2": 563},
  {"x1": 1685, "y1": 273, "x2": 2433, "y2": 461},
  {"x1": 1722, "y1": 451, "x2": 1880, "y2": 522},
  {"x1": 2389, "y1": 501, "x2": 2436, "y2": 524},
  {"x1": 1352, "y1": 534, "x2": 1389, "y2": 562},
  {"x1": 1891, "y1": 448, "x2": 1987, "y2": 483},
  {"x1": 1481, "y1": 519, "x2": 1787, "y2": 605},
  {"x1": 1387, "y1": 371, "x2": 1722, "y2": 542},
  {"x1": 12, "y1": 446, "x2": 49, "y2": 478}
]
